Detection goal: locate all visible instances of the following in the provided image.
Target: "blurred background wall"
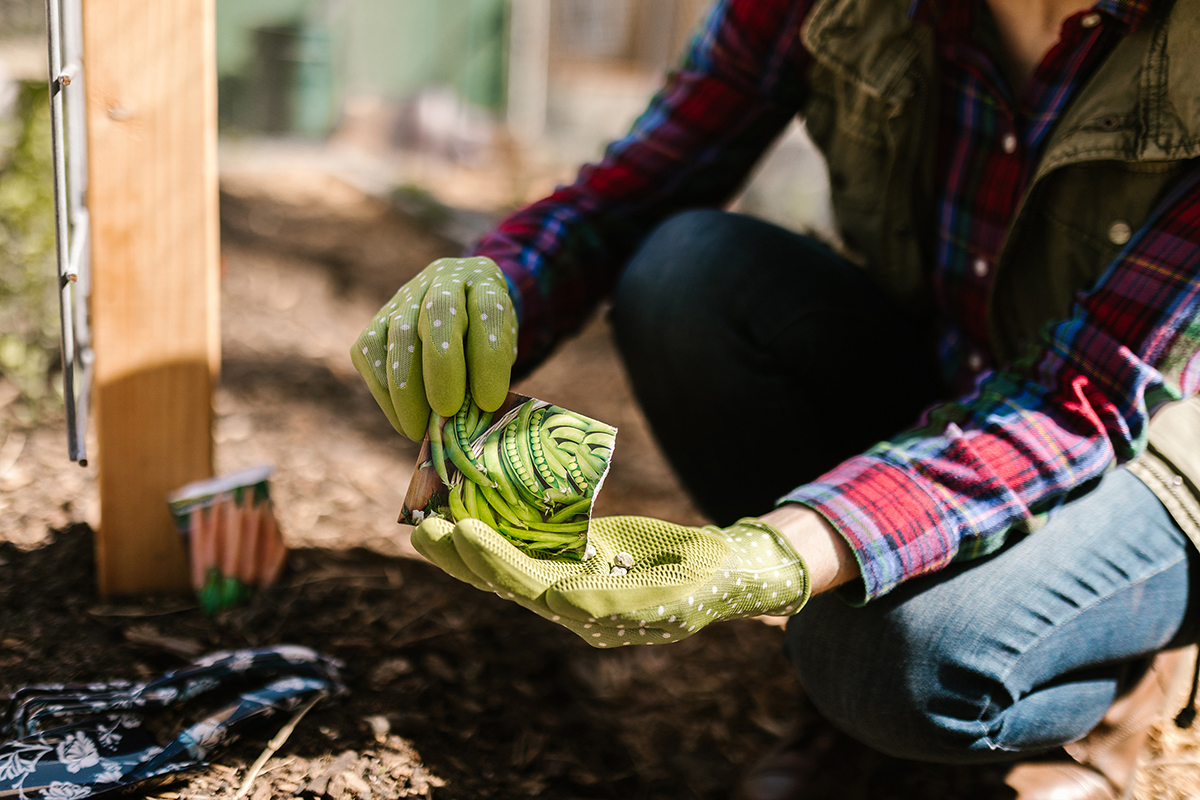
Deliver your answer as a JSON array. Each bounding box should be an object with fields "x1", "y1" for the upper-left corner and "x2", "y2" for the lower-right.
[
  {"x1": 211, "y1": 0, "x2": 831, "y2": 232},
  {"x1": 216, "y1": 0, "x2": 509, "y2": 140},
  {"x1": 214, "y1": 0, "x2": 711, "y2": 163}
]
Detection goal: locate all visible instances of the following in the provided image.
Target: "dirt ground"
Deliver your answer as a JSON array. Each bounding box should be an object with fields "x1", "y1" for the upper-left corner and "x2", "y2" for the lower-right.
[{"x1": 2, "y1": 170, "x2": 1198, "y2": 799}]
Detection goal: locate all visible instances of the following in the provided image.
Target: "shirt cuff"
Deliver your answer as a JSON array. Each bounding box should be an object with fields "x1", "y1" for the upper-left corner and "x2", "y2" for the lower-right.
[{"x1": 781, "y1": 454, "x2": 962, "y2": 603}]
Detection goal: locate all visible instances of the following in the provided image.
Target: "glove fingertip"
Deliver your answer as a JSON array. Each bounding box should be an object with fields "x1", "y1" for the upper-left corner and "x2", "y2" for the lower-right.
[
  {"x1": 429, "y1": 393, "x2": 465, "y2": 420},
  {"x1": 453, "y1": 519, "x2": 565, "y2": 600},
  {"x1": 543, "y1": 585, "x2": 602, "y2": 623},
  {"x1": 423, "y1": 353, "x2": 467, "y2": 419},
  {"x1": 412, "y1": 516, "x2": 455, "y2": 547},
  {"x1": 453, "y1": 517, "x2": 513, "y2": 552},
  {"x1": 471, "y1": 378, "x2": 510, "y2": 413},
  {"x1": 411, "y1": 517, "x2": 492, "y2": 590},
  {"x1": 396, "y1": 395, "x2": 432, "y2": 441},
  {"x1": 352, "y1": 346, "x2": 405, "y2": 435},
  {"x1": 390, "y1": 358, "x2": 431, "y2": 441}
]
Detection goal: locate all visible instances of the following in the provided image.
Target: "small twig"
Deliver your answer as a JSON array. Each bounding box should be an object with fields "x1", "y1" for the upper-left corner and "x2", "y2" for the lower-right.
[
  {"x1": 234, "y1": 694, "x2": 322, "y2": 799},
  {"x1": 281, "y1": 570, "x2": 392, "y2": 589},
  {"x1": 123, "y1": 623, "x2": 206, "y2": 658},
  {"x1": 86, "y1": 600, "x2": 199, "y2": 617},
  {"x1": 257, "y1": 757, "x2": 296, "y2": 776},
  {"x1": 387, "y1": 629, "x2": 453, "y2": 649}
]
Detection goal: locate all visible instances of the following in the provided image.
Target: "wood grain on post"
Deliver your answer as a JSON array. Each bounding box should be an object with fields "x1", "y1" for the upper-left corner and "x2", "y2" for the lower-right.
[{"x1": 84, "y1": 0, "x2": 220, "y2": 597}]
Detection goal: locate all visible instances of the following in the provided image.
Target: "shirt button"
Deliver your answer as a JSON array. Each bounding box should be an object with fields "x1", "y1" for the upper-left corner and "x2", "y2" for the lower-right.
[
  {"x1": 1108, "y1": 220, "x2": 1132, "y2": 245},
  {"x1": 1081, "y1": 12, "x2": 1102, "y2": 28},
  {"x1": 1174, "y1": 475, "x2": 1185, "y2": 487},
  {"x1": 1002, "y1": 133, "x2": 1018, "y2": 154},
  {"x1": 967, "y1": 351, "x2": 984, "y2": 372},
  {"x1": 973, "y1": 258, "x2": 990, "y2": 278}
]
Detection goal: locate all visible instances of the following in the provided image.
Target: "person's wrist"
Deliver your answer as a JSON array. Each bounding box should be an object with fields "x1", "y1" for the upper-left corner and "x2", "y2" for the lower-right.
[{"x1": 759, "y1": 503, "x2": 859, "y2": 595}]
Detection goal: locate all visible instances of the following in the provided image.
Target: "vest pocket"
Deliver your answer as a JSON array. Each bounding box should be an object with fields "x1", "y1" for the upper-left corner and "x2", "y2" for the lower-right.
[
  {"x1": 991, "y1": 160, "x2": 1188, "y2": 361},
  {"x1": 803, "y1": 79, "x2": 891, "y2": 260}
]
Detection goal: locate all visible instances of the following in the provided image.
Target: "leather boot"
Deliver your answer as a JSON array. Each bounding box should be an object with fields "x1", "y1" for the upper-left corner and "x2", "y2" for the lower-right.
[{"x1": 1004, "y1": 647, "x2": 1189, "y2": 800}]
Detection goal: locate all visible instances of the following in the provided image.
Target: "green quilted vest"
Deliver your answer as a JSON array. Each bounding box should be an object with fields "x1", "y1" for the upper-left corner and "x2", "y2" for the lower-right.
[{"x1": 799, "y1": 0, "x2": 1200, "y2": 543}]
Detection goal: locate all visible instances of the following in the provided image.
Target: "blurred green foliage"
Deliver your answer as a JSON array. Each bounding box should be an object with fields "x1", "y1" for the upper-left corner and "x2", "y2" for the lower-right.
[{"x1": 0, "y1": 81, "x2": 61, "y2": 420}]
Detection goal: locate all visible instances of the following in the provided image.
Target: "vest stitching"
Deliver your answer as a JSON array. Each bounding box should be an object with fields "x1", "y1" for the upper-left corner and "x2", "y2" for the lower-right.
[{"x1": 1139, "y1": 450, "x2": 1200, "y2": 533}]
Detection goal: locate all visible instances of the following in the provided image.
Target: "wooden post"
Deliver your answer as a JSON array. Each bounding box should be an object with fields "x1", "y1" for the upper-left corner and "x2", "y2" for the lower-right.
[{"x1": 84, "y1": 0, "x2": 220, "y2": 597}]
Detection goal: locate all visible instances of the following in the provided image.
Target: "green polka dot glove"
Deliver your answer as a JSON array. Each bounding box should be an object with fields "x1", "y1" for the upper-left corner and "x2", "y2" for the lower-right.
[
  {"x1": 411, "y1": 515, "x2": 810, "y2": 647},
  {"x1": 352, "y1": 257, "x2": 517, "y2": 440}
]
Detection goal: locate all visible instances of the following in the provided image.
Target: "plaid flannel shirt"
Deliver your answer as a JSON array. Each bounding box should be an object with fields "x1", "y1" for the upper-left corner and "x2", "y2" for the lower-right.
[{"x1": 470, "y1": 0, "x2": 1200, "y2": 600}]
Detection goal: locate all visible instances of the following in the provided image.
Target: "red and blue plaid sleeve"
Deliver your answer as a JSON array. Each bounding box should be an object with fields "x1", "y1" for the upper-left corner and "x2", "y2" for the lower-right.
[
  {"x1": 786, "y1": 169, "x2": 1200, "y2": 602},
  {"x1": 469, "y1": 0, "x2": 812, "y2": 372}
]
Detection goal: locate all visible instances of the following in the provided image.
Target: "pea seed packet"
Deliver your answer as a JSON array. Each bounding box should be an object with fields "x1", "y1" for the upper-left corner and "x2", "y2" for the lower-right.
[
  {"x1": 168, "y1": 465, "x2": 288, "y2": 614},
  {"x1": 400, "y1": 392, "x2": 617, "y2": 561}
]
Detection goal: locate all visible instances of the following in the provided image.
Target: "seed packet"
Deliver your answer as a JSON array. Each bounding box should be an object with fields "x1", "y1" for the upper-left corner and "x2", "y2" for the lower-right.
[
  {"x1": 168, "y1": 465, "x2": 288, "y2": 614},
  {"x1": 400, "y1": 392, "x2": 617, "y2": 561}
]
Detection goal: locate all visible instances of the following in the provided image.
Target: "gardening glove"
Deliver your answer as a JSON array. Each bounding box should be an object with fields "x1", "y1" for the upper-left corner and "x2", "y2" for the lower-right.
[
  {"x1": 411, "y1": 515, "x2": 810, "y2": 648},
  {"x1": 352, "y1": 256, "x2": 517, "y2": 440}
]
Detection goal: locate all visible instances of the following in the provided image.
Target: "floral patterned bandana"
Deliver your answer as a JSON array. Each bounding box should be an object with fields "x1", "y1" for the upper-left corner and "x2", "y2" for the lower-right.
[{"x1": 0, "y1": 646, "x2": 345, "y2": 799}]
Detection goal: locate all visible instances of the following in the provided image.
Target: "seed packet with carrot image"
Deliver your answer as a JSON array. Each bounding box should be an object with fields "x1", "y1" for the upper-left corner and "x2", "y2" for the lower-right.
[{"x1": 168, "y1": 465, "x2": 288, "y2": 614}]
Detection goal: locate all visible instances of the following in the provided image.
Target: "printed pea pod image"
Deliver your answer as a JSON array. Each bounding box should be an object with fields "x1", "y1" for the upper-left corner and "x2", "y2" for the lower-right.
[{"x1": 400, "y1": 391, "x2": 616, "y2": 561}]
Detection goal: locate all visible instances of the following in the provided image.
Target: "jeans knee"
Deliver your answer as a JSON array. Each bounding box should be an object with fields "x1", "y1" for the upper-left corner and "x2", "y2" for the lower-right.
[{"x1": 786, "y1": 596, "x2": 1001, "y2": 762}]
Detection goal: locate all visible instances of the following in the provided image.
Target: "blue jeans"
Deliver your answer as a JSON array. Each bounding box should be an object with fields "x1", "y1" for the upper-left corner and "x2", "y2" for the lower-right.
[{"x1": 610, "y1": 210, "x2": 1198, "y2": 762}]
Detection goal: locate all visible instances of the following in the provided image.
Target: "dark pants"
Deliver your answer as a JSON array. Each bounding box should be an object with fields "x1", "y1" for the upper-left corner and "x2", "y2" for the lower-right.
[
  {"x1": 610, "y1": 210, "x2": 1196, "y2": 761},
  {"x1": 610, "y1": 209, "x2": 943, "y2": 525}
]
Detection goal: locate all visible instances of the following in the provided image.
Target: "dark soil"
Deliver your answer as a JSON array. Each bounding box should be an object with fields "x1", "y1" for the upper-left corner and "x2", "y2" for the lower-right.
[{"x1": 0, "y1": 523, "x2": 813, "y2": 799}]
